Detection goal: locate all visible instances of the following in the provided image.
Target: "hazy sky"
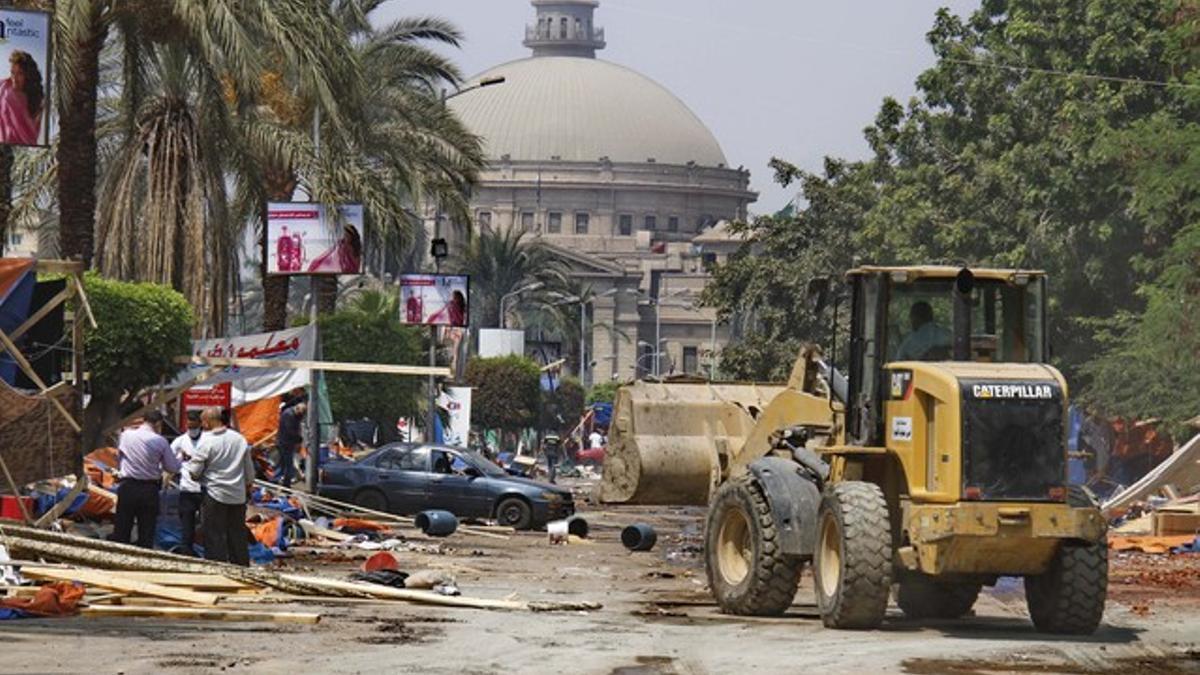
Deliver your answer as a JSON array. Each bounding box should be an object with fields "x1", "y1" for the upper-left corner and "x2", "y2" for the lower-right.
[{"x1": 378, "y1": 0, "x2": 981, "y2": 212}]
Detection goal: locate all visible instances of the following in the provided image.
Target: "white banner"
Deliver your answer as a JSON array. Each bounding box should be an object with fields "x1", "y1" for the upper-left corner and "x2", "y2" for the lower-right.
[
  {"x1": 172, "y1": 326, "x2": 317, "y2": 406},
  {"x1": 438, "y1": 387, "x2": 471, "y2": 447}
]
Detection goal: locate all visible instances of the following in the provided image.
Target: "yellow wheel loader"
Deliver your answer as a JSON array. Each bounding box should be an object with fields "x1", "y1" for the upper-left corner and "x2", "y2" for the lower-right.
[{"x1": 600, "y1": 266, "x2": 1107, "y2": 632}]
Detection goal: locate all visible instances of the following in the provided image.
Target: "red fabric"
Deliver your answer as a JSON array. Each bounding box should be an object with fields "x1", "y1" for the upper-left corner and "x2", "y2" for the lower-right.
[
  {"x1": 0, "y1": 581, "x2": 85, "y2": 617},
  {"x1": 361, "y1": 551, "x2": 398, "y2": 572},
  {"x1": 0, "y1": 258, "x2": 36, "y2": 303}
]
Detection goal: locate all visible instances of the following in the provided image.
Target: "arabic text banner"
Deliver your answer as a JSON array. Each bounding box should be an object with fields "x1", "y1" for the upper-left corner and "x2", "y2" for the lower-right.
[
  {"x1": 399, "y1": 274, "x2": 469, "y2": 327},
  {"x1": 266, "y1": 202, "x2": 364, "y2": 276},
  {"x1": 172, "y1": 325, "x2": 316, "y2": 405}
]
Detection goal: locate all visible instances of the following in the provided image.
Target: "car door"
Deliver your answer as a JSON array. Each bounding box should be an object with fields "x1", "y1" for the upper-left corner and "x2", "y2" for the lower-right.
[
  {"x1": 376, "y1": 446, "x2": 431, "y2": 514},
  {"x1": 425, "y1": 449, "x2": 486, "y2": 518}
]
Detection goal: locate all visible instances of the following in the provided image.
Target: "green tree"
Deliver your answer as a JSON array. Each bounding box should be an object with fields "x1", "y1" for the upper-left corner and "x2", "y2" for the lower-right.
[
  {"x1": 586, "y1": 380, "x2": 621, "y2": 405},
  {"x1": 319, "y1": 291, "x2": 423, "y2": 439},
  {"x1": 707, "y1": 0, "x2": 1200, "y2": 390},
  {"x1": 464, "y1": 355, "x2": 541, "y2": 433},
  {"x1": 452, "y1": 228, "x2": 572, "y2": 328},
  {"x1": 82, "y1": 273, "x2": 193, "y2": 449},
  {"x1": 541, "y1": 377, "x2": 584, "y2": 433}
]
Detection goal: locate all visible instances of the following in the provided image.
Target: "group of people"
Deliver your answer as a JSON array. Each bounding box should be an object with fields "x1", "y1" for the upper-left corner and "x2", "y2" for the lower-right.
[{"x1": 111, "y1": 407, "x2": 256, "y2": 566}]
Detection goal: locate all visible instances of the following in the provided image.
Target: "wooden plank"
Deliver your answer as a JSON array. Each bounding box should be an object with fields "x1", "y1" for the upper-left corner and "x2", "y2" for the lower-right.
[
  {"x1": 0, "y1": 327, "x2": 81, "y2": 432},
  {"x1": 175, "y1": 355, "x2": 450, "y2": 377},
  {"x1": 22, "y1": 566, "x2": 221, "y2": 606},
  {"x1": 99, "y1": 571, "x2": 251, "y2": 591},
  {"x1": 9, "y1": 286, "x2": 71, "y2": 343},
  {"x1": 68, "y1": 273, "x2": 98, "y2": 329},
  {"x1": 33, "y1": 475, "x2": 86, "y2": 528},
  {"x1": 34, "y1": 260, "x2": 85, "y2": 275},
  {"x1": 80, "y1": 604, "x2": 320, "y2": 624},
  {"x1": 277, "y1": 573, "x2": 527, "y2": 611}
]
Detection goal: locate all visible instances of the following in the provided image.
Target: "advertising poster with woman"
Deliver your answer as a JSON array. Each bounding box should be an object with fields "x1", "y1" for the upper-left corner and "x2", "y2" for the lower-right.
[
  {"x1": 399, "y1": 274, "x2": 469, "y2": 327},
  {"x1": 0, "y1": 9, "x2": 51, "y2": 147},
  {"x1": 266, "y1": 202, "x2": 364, "y2": 275}
]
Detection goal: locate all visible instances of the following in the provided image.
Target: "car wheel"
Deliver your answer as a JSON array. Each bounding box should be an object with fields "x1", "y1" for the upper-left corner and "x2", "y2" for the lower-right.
[
  {"x1": 353, "y1": 488, "x2": 389, "y2": 513},
  {"x1": 496, "y1": 497, "x2": 533, "y2": 530}
]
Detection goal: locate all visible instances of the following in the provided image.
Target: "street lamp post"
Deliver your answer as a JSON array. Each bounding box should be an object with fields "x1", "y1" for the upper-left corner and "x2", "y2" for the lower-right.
[{"x1": 500, "y1": 282, "x2": 545, "y2": 329}]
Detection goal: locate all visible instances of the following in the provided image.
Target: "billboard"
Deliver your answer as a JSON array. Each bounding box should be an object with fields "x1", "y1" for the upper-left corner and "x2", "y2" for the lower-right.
[
  {"x1": 266, "y1": 202, "x2": 363, "y2": 275},
  {"x1": 0, "y1": 9, "x2": 51, "y2": 147},
  {"x1": 399, "y1": 274, "x2": 469, "y2": 327}
]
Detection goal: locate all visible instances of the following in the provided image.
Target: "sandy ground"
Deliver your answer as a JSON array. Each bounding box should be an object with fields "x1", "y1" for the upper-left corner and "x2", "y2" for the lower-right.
[{"x1": 2, "y1": 482, "x2": 1199, "y2": 675}]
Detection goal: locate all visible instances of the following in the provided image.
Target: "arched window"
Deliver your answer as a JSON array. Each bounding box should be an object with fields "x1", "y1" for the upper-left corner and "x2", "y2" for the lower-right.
[{"x1": 560, "y1": 17, "x2": 568, "y2": 39}]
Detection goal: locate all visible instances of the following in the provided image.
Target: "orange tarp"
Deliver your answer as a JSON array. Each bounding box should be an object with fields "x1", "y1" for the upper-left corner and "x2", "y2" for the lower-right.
[
  {"x1": 83, "y1": 447, "x2": 119, "y2": 489},
  {"x1": 235, "y1": 396, "x2": 281, "y2": 447},
  {"x1": 1109, "y1": 534, "x2": 1197, "y2": 554},
  {"x1": 0, "y1": 581, "x2": 85, "y2": 617},
  {"x1": 333, "y1": 517, "x2": 391, "y2": 533}
]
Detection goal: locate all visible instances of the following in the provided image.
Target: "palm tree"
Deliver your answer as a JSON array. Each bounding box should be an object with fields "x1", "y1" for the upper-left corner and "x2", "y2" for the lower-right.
[
  {"x1": 452, "y1": 228, "x2": 572, "y2": 328},
  {"x1": 94, "y1": 44, "x2": 238, "y2": 335}
]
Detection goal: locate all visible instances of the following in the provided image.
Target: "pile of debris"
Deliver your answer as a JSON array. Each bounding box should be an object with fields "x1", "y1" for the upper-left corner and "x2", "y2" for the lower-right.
[
  {"x1": 0, "y1": 523, "x2": 600, "y2": 625},
  {"x1": 1105, "y1": 431, "x2": 1200, "y2": 555}
]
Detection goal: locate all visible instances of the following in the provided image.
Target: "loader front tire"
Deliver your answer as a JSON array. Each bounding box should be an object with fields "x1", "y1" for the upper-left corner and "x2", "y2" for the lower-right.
[
  {"x1": 813, "y1": 481, "x2": 893, "y2": 629},
  {"x1": 705, "y1": 474, "x2": 802, "y2": 616},
  {"x1": 896, "y1": 575, "x2": 981, "y2": 619},
  {"x1": 1025, "y1": 542, "x2": 1107, "y2": 634}
]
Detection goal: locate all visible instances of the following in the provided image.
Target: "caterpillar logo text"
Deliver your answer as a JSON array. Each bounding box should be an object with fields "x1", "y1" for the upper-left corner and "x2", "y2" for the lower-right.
[{"x1": 971, "y1": 383, "x2": 1054, "y2": 400}]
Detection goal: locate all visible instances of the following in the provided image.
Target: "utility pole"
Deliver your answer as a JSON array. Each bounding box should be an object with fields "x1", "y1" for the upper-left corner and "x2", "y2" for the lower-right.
[{"x1": 305, "y1": 109, "x2": 322, "y2": 493}]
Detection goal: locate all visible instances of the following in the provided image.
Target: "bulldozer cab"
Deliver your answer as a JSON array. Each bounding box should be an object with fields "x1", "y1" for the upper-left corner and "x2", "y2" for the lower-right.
[{"x1": 844, "y1": 266, "x2": 1048, "y2": 446}]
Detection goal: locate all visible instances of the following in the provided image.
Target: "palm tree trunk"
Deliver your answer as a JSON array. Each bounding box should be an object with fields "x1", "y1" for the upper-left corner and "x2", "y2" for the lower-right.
[
  {"x1": 315, "y1": 276, "x2": 337, "y2": 315},
  {"x1": 0, "y1": 146, "x2": 13, "y2": 255},
  {"x1": 261, "y1": 168, "x2": 297, "y2": 331},
  {"x1": 57, "y1": 4, "x2": 108, "y2": 265}
]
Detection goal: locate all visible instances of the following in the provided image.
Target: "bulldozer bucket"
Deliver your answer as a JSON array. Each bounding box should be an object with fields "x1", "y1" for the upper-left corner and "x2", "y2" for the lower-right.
[{"x1": 599, "y1": 380, "x2": 786, "y2": 505}]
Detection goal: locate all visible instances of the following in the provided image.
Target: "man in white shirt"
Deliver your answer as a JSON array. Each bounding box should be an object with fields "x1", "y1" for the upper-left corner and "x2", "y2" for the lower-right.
[
  {"x1": 588, "y1": 429, "x2": 604, "y2": 449},
  {"x1": 170, "y1": 410, "x2": 205, "y2": 557},
  {"x1": 185, "y1": 407, "x2": 255, "y2": 566}
]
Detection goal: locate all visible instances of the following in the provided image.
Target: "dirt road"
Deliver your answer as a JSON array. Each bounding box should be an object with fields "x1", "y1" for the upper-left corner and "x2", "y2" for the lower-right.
[{"x1": 2, "y1": 489, "x2": 1198, "y2": 674}]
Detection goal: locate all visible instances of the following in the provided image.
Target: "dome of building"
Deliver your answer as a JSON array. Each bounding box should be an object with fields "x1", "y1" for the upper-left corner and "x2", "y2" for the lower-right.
[{"x1": 449, "y1": 57, "x2": 728, "y2": 168}]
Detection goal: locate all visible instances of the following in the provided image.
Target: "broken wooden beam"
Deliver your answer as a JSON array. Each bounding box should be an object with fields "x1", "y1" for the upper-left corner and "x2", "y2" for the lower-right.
[{"x1": 81, "y1": 604, "x2": 320, "y2": 624}]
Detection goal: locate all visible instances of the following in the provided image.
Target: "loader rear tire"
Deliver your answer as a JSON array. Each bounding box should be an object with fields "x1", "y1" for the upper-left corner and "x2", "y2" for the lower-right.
[
  {"x1": 705, "y1": 474, "x2": 802, "y2": 616},
  {"x1": 896, "y1": 576, "x2": 980, "y2": 619},
  {"x1": 813, "y1": 481, "x2": 893, "y2": 629},
  {"x1": 1025, "y1": 542, "x2": 1107, "y2": 634}
]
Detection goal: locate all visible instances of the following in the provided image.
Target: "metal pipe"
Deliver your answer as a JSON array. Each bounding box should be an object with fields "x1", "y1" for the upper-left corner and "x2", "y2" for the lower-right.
[
  {"x1": 579, "y1": 302, "x2": 587, "y2": 388},
  {"x1": 709, "y1": 318, "x2": 717, "y2": 380},
  {"x1": 653, "y1": 300, "x2": 661, "y2": 378}
]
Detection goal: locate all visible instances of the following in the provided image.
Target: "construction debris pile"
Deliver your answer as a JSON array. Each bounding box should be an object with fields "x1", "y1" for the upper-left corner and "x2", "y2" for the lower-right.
[{"x1": 1105, "y1": 432, "x2": 1200, "y2": 555}]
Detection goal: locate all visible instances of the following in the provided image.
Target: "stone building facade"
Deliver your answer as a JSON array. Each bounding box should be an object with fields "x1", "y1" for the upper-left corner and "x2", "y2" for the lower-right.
[{"x1": 439, "y1": 0, "x2": 755, "y2": 384}]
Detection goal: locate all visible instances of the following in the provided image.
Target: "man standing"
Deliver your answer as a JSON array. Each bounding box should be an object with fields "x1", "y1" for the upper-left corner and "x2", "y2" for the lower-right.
[
  {"x1": 170, "y1": 410, "x2": 206, "y2": 556},
  {"x1": 276, "y1": 401, "x2": 306, "y2": 488},
  {"x1": 542, "y1": 432, "x2": 562, "y2": 484},
  {"x1": 185, "y1": 407, "x2": 255, "y2": 566},
  {"x1": 113, "y1": 411, "x2": 179, "y2": 548},
  {"x1": 589, "y1": 428, "x2": 604, "y2": 450}
]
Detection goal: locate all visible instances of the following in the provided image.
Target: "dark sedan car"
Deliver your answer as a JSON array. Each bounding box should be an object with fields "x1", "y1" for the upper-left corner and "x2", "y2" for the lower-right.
[{"x1": 318, "y1": 444, "x2": 574, "y2": 530}]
